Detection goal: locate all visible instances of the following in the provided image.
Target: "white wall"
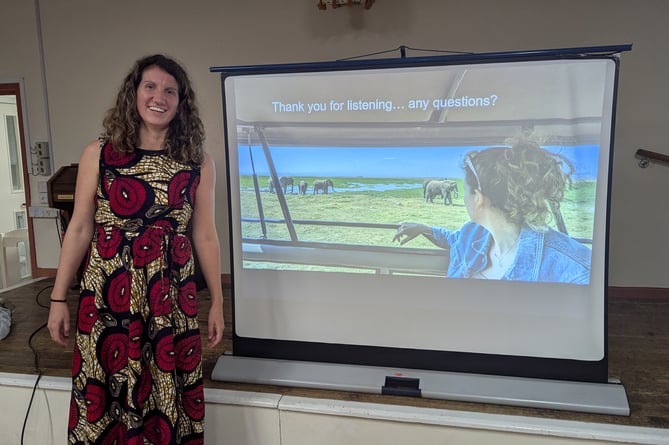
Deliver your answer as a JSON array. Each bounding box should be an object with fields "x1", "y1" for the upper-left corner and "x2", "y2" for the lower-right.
[
  {"x1": 1, "y1": 373, "x2": 666, "y2": 445},
  {"x1": 2, "y1": 0, "x2": 669, "y2": 287}
]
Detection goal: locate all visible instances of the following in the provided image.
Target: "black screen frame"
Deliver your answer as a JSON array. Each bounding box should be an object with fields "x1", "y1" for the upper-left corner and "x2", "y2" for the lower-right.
[{"x1": 211, "y1": 44, "x2": 630, "y2": 384}]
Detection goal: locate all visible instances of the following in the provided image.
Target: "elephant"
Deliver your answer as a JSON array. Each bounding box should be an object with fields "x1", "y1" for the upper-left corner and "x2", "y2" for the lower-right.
[
  {"x1": 268, "y1": 176, "x2": 294, "y2": 194},
  {"x1": 279, "y1": 176, "x2": 294, "y2": 194},
  {"x1": 298, "y1": 180, "x2": 308, "y2": 195},
  {"x1": 313, "y1": 179, "x2": 334, "y2": 194},
  {"x1": 422, "y1": 178, "x2": 447, "y2": 199},
  {"x1": 424, "y1": 179, "x2": 459, "y2": 205}
]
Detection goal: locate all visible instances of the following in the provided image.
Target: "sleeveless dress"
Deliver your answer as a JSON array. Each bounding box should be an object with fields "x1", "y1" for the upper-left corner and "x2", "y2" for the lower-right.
[{"x1": 69, "y1": 141, "x2": 204, "y2": 444}]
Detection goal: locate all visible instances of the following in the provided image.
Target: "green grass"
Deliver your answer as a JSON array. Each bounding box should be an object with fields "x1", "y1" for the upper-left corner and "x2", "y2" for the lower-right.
[{"x1": 238, "y1": 176, "x2": 595, "y2": 249}]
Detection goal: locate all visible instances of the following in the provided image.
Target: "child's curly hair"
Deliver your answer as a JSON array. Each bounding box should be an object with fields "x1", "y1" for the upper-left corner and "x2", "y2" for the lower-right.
[
  {"x1": 464, "y1": 138, "x2": 574, "y2": 229},
  {"x1": 101, "y1": 54, "x2": 205, "y2": 165}
]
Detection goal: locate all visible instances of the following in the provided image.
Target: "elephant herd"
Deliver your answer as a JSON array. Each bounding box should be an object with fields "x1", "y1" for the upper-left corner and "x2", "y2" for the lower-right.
[
  {"x1": 265, "y1": 176, "x2": 456, "y2": 203},
  {"x1": 268, "y1": 176, "x2": 335, "y2": 195}
]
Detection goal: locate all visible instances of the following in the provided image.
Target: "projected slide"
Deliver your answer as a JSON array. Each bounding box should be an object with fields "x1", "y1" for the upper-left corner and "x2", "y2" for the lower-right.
[
  {"x1": 219, "y1": 54, "x2": 617, "y2": 374},
  {"x1": 237, "y1": 142, "x2": 596, "y2": 284}
]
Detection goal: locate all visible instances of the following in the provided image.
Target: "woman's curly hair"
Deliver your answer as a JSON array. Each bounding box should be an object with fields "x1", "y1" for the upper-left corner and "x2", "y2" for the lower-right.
[
  {"x1": 101, "y1": 54, "x2": 205, "y2": 164},
  {"x1": 464, "y1": 139, "x2": 574, "y2": 229}
]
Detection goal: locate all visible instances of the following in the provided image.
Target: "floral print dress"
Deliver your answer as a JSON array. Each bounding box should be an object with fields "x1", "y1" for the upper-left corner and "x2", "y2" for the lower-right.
[{"x1": 69, "y1": 141, "x2": 204, "y2": 444}]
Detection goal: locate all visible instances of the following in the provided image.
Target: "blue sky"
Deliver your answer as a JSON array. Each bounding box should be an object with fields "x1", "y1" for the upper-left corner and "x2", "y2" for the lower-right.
[{"x1": 237, "y1": 145, "x2": 601, "y2": 180}]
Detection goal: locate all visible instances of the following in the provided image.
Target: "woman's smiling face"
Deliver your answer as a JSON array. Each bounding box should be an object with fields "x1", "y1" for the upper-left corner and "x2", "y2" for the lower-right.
[{"x1": 136, "y1": 65, "x2": 179, "y2": 132}]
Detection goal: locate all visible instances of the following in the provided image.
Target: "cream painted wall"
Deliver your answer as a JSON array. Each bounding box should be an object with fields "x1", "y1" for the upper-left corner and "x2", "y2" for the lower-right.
[
  {"x1": 1, "y1": 374, "x2": 666, "y2": 444},
  {"x1": 2, "y1": 0, "x2": 669, "y2": 287}
]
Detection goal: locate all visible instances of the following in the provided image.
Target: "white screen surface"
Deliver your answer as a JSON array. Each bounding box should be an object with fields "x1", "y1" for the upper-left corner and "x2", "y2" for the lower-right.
[{"x1": 219, "y1": 56, "x2": 616, "y2": 366}]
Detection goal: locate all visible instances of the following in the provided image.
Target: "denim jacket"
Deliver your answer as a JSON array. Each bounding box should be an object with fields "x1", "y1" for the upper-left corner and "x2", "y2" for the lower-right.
[{"x1": 430, "y1": 221, "x2": 592, "y2": 284}]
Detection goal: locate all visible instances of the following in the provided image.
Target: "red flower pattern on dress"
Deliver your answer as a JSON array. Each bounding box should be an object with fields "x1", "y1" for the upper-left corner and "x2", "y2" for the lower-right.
[
  {"x1": 109, "y1": 176, "x2": 149, "y2": 217},
  {"x1": 175, "y1": 331, "x2": 202, "y2": 373},
  {"x1": 105, "y1": 268, "x2": 132, "y2": 312},
  {"x1": 96, "y1": 225, "x2": 123, "y2": 259},
  {"x1": 68, "y1": 397, "x2": 79, "y2": 430},
  {"x1": 171, "y1": 234, "x2": 191, "y2": 266},
  {"x1": 100, "y1": 421, "x2": 127, "y2": 445},
  {"x1": 135, "y1": 364, "x2": 153, "y2": 408},
  {"x1": 144, "y1": 411, "x2": 173, "y2": 445},
  {"x1": 103, "y1": 146, "x2": 136, "y2": 166},
  {"x1": 178, "y1": 280, "x2": 198, "y2": 317},
  {"x1": 132, "y1": 226, "x2": 164, "y2": 267},
  {"x1": 155, "y1": 332, "x2": 176, "y2": 372},
  {"x1": 168, "y1": 171, "x2": 191, "y2": 209},
  {"x1": 128, "y1": 435, "x2": 144, "y2": 445},
  {"x1": 182, "y1": 383, "x2": 205, "y2": 422},
  {"x1": 149, "y1": 275, "x2": 172, "y2": 316},
  {"x1": 128, "y1": 318, "x2": 143, "y2": 361},
  {"x1": 99, "y1": 332, "x2": 128, "y2": 375},
  {"x1": 189, "y1": 174, "x2": 200, "y2": 205},
  {"x1": 84, "y1": 380, "x2": 107, "y2": 423},
  {"x1": 77, "y1": 292, "x2": 98, "y2": 334}
]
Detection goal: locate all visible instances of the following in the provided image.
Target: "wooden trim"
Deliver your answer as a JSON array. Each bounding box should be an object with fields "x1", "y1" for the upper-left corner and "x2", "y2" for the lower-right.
[
  {"x1": 32, "y1": 267, "x2": 57, "y2": 278},
  {"x1": 608, "y1": 286, "x2": 669, "y2": 300}
]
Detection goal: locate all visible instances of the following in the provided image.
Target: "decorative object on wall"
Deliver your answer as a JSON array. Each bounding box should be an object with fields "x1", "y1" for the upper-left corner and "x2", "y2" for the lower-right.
[
  {"x1": 635, "y1": 148, "x2": 669, "y2": 168},
  {"x1": 317, "y1": 0, "x2": 375, "y2": 10}
]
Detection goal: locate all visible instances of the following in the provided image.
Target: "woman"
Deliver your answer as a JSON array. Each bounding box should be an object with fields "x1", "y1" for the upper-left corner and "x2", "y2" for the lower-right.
[
  {"x1": 47, "y1": 54, "x2": 225, "y2": 443},
  {"x1": 393, "y1": 139, "x2": 592, "y2": 284}
]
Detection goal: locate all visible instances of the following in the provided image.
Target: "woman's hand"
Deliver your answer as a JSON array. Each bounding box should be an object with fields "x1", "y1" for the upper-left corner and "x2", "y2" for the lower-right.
[
  {"x1": 392, "y1": 222, "x2": 432, "y2": 245},
  {"x1": 47, "y1": 302, "x2": 70, "y2": 347},
  {"x1": 207, "y1": 302, "x2": 225, "y2": 349}
]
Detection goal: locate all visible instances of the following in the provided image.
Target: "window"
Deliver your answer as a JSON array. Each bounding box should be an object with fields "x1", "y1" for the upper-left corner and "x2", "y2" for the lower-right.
[
  {"x1": 5, "y1": 115, "x2": 23, "y2": 192},
  {"x1": 14, "y1": 210, "x2": 26, "y2": 229}
]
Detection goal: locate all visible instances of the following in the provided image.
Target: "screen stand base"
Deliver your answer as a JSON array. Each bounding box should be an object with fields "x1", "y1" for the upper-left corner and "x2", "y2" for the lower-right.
[{"x1": 211, "y1": 354, "x2": 630, "y2": 416}]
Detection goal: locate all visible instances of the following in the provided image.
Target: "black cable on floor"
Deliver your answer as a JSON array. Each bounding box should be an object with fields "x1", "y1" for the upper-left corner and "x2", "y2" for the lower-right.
[
  {"x1": 21, "y1": 329, "x2": 45, "y2": 444},
  {"x1": 21, "y1": 284, "x2": 53, "y2": 445}
]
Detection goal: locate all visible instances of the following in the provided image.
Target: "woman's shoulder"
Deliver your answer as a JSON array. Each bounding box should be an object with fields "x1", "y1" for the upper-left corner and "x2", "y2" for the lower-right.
[
  {"x1": 197, "y1": 150, "x2": 214, "y2": 173},
  {"x1": 80, "y1": 139, "x2": 104, "y2": 162},
  {"x1": 540, "y1": 227, "x2": 592, "y2": 263},
  {"x1": 200, "y1": 150, "x2": 213, "y2": 165}
]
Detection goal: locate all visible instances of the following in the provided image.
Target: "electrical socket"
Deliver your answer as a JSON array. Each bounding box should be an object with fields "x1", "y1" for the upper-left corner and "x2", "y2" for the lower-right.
[
  {"x1": 36, "y1": 141, "x2": 49, "y2": 158},
  {"x1": 32, "y1": 142, "x2": 51, "y2": 175},
  {"x1": 37, "y1": 158, "x2": 51, "y2": 175}
]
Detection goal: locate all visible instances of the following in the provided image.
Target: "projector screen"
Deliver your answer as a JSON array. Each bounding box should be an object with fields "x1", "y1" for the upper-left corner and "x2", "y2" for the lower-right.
[{"x1": 213, "y1": 47, "x2": 622, "y2": 382}]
